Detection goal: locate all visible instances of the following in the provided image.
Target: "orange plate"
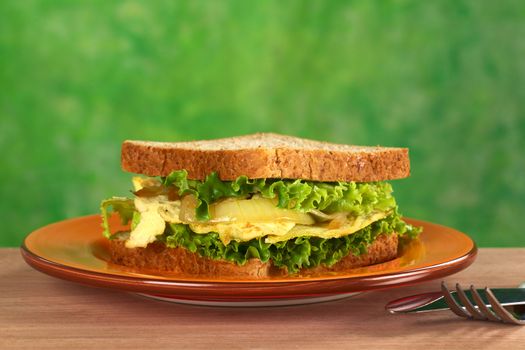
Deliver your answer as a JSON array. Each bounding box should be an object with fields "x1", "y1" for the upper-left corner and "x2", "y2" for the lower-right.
[{"x1": 21, "y1": 215, "x2": 477, "y2": 301}]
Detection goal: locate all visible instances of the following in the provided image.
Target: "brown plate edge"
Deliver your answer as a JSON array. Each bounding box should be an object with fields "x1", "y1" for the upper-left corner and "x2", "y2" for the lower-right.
[{"x1": 20, "y1": 241, "x2": 477, "y2": 299}]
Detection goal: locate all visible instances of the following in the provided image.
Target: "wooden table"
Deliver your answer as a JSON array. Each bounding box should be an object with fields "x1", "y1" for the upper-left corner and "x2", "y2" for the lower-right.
[{"x1": 1, "y1": 248, "x2": 524, "y2": 349}]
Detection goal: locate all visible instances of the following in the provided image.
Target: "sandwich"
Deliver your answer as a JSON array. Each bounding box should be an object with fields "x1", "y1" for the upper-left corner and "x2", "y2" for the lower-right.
[{"x1": 100, "y1": 133, "x2": 420, "y2": 278}]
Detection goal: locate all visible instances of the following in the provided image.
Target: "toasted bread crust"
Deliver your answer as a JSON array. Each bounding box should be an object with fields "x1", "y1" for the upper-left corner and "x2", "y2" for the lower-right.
[
  {"x1": 121, "y1": 133, "x2": 410, "y2": 182},
  {"x1": 109, "y1": 233, "x2": 398, "y2": 279}
]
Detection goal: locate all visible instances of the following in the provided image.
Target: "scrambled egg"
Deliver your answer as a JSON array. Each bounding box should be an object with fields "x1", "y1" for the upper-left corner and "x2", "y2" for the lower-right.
[
  {"x1": 125, "y1": 178, "x2": 181, "y2": 248},
  {"x1": 189, "y1": 222, "x2": 296, "y2": 245},
  {"x1": 264, "y1": 210, "x2": 389, "y2": 243},
  {"x1": 125, "y1": 207, "x2": 166, "y2": 248}
]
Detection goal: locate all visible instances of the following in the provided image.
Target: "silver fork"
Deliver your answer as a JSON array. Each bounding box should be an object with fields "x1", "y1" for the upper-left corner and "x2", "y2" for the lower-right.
[
  {"x1": 386, "y1": 282, "x2": 525, "y2": 325},
  {"x1": 441, "y1": 282, "x2": 524, "y2": 325}
]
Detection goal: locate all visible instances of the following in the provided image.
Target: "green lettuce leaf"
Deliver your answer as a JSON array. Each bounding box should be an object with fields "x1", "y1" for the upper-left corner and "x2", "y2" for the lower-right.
[
  {"x1": 162, "y1": 223, "x2": 272, "y2": 265},
  {"x1": 162, "y1": 170, "x2": 396, "y2": 221},
  {"x1": 163, "y1": 212, "x2": 420, "y2": 273},
  {"x1": 100, "y1": 197, "x2": 135, "y2": 238}
]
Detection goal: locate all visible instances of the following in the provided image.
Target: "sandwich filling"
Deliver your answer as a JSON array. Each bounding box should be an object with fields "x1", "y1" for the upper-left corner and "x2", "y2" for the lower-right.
[{"x1": 101, "y1": 170, "x2": 420, "y2": 273}]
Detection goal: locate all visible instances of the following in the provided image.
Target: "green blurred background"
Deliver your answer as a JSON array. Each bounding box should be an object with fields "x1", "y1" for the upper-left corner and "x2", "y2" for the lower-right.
[{"x1": 1, "y1": 0, "x2": 524, "y2": 247}]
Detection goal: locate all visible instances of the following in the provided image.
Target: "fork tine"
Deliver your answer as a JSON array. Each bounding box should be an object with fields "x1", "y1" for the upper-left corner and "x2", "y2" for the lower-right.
[
  {"x1": 485, "y1": 288, "x2": 525, "y2": 325},
  {"x1": 455, "y1": 283, "x2": 486, "y2": 320},
  {"x1": 441, "y1": 282, "x2": 470, "y2": 318},
  {"x1": 470, "y1": 285, "x2": 501, "y2": 322}
]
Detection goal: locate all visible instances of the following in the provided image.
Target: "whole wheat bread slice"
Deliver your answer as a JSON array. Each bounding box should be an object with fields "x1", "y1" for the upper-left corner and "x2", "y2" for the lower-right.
[
  {"x1": 121, "y1": 133, "x2": 409, "y2": 182},
  {"x1": 109, "y1": 233, "x2": 398, "y2": 279}
]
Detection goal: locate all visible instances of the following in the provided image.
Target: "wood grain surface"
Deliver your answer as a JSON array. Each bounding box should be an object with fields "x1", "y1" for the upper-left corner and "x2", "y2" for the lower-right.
[{"x1": 1, "y1": 248, "x2": 524, "y2": 350}]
